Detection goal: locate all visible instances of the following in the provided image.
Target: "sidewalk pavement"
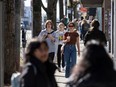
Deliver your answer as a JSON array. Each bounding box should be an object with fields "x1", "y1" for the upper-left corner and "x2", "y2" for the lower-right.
[{"x1": 55, "y1": 70, "x2": 67, "y2": 87}]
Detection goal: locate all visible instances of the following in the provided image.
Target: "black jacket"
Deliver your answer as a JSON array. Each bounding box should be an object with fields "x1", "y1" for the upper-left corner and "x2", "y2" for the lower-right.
[
  {"x1": 67, "y1": 70, "x2": 116, "y2": 87},
  {"x1": 84, "y1": 29, "x2": 107, "y2": 46},
  {"x1": 20, "y1": 57, "x2": 57, "y2": 87}
]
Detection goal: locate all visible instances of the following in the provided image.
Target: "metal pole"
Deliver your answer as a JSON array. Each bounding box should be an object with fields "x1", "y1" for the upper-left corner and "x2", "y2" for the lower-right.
[
  {"x1": 114, "y1": 0, "x2": 116, "y2": 69},
  {"x1": 111, "y1": 0, "x2": 114, "y2": 55},
  {"x1": 0, "y1": 2, "x2": 4, "y2": 87}
]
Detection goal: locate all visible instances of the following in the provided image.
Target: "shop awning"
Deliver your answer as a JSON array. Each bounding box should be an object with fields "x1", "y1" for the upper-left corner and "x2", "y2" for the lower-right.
[{"x1": 81, "y1": 0, "x2": 104, "y2": 7}]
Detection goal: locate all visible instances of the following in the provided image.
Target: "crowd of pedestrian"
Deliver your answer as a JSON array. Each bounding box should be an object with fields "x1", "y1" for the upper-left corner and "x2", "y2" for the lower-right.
[
  {"x1": 38, "y1": 19, "x2": 81, "y2": 77},
  {"x1": 11, "y1": 15, "x2": 116, "y2": 87}
]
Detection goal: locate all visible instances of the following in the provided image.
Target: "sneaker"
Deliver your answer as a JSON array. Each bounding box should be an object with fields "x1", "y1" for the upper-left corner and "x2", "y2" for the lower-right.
[{"x1": 58, "y1": 67, "x2": 61, "y2": 72}]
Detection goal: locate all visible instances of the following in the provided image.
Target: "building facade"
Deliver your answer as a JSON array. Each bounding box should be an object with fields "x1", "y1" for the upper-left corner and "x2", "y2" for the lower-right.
[
  {"x1": 111, "y1": 0, "x2": 116, "y2": 68},
  {"x1": 81, "y1": 0, "x2": 116, "y2": 68},
  {"x1": 22, "y1": 6, "x2": 32, "y2": 30}
]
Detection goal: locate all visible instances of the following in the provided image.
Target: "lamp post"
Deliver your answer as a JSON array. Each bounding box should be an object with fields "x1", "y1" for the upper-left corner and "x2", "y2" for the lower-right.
[
  {"x1": 114, "y1": 0, "x2": 116, "y2": 69},
  {"x1": 111, "y1": 0, "x2": 114, "y2": 56}
]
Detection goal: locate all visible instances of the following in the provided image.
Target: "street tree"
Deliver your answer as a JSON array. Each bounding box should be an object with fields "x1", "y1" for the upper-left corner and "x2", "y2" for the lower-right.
[
  {"x1": 4, "y1": 0, "x2": 17, "y2": 84},
  {"x1": 59, "y1": 0, "x2": 64, "y2": 20},
  {"x1": 15, "y1": 0, "x2": 21, "y2": 71},
  {"x1": 40, "y1": 0, "x2": 58, "y2": 30},
  {"x1": 68, "y1": 0, "x2": 80, "y2": 20},
  {"x1": 33, "y1": 0, "x2": 42, "y2": 37},
  {"x1": 3, "y1": 0, "x2": 21, "y2": 84}
]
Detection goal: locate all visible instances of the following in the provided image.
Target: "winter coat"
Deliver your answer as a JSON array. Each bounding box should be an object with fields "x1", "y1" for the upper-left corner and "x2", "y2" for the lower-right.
[
  {"x1": 84, "y1": 29, "x2": 107, "y2": 46},
  {"x1": 20, "y1": 57, "x2": 57, "y2": 87},
  {"x1": 67, "y1": 70, "x2": 116, "y2": 87}
]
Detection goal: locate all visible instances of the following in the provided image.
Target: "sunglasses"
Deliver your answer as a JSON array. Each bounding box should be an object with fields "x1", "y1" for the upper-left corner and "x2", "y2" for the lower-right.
[{"x1": 69, "y1": 25, "x2": 74, "y2": 27}]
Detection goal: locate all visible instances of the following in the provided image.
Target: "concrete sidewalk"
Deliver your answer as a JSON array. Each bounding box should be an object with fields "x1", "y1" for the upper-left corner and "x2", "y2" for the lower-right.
[{"x1": 55, "y1": 70, "x2": 67, "y2": 87}]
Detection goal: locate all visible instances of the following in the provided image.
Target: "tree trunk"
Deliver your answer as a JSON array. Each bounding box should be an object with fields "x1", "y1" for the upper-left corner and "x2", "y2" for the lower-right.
[
  {"x1": 47, "y1": 0, "x2": 57, "y2": 30},
  {"x1": 65, "y1": 0, "x2": 67, "y2": 16},
  {"x1": 15, "y1": 0, "x2": 21, "y2": 71},
  {"x1": 33, "y1": 0, "x2": 41, "y2": 37},
  {"x1": 40, "y1": 0, "x2": 57, "y2": 30},
  {"x1": 4, "y1": 0, "x2": 16, "y2": 84},
  {"x1": 59, "y1": 0, "x2": 64, "y2": 20}
]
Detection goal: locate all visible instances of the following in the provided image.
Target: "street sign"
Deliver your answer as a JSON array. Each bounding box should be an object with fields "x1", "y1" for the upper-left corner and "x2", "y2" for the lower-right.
[
  {"x1": 80, "y1": 7, "x2": 88, "y2": 12},
  {"x1": 0, "y1": 1, "x2": 4, "y2": 87}
]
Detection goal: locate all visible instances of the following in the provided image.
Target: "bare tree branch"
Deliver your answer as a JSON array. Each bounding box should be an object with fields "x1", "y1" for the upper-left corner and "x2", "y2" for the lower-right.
[
  {"x1": 53, "y1": 0, "x2": 58, "y2": 8},
  {"x1": 69, "y1": 0, "x2": 73, "y2": 7},
  {"x1": 40, "y1": 0, "x2": 48, "y2": 12}
]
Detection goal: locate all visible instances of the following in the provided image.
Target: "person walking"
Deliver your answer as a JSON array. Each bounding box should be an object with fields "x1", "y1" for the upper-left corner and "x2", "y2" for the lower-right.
[
  {"x1": 55, "y1": 23, "x2": 66, "y2": 72},
  {"x1": 39, "y1": 20, "x2": 55, "y2": 62},
  {"x1": 84, "y1": 19, "x2": 107, "y2": 46},
  {"x1": 78, "y1": 17, "x2": 84, "y2": 40},
  {"x1": 61, "y1": 15, "x2": 69, "y2": 27},
  {"x1": 81, "y1": 19, "x2": 90, "y2": 40},
  {"x1": 63, "y1": 22, "x2": 80, "y2": 78},
  {"x1": 66, "y1": 40, "x2": 116, "y2": 87},
  {"x1": 20, "y1": 38, "x2": 57, "y2": 87}
]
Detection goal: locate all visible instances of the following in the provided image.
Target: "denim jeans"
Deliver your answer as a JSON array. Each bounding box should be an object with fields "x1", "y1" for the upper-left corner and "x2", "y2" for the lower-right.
[{"x1": 64, "y1": 44, "x2": 77, "y2": 78}]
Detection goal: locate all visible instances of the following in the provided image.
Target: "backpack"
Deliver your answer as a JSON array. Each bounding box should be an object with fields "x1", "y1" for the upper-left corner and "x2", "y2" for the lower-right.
[
  {"x1": 83, "y1": 23, "x2": 90, "y2": 31},
  {"x1": 11, "y1": 72, "x2": 21, "y2": 87},
  {"x1": 25, "y1": 63, "x2": 37, "y2": 75},
  {"x1": 13, "y1": 63, "x2": 37, "y2": 87}
]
